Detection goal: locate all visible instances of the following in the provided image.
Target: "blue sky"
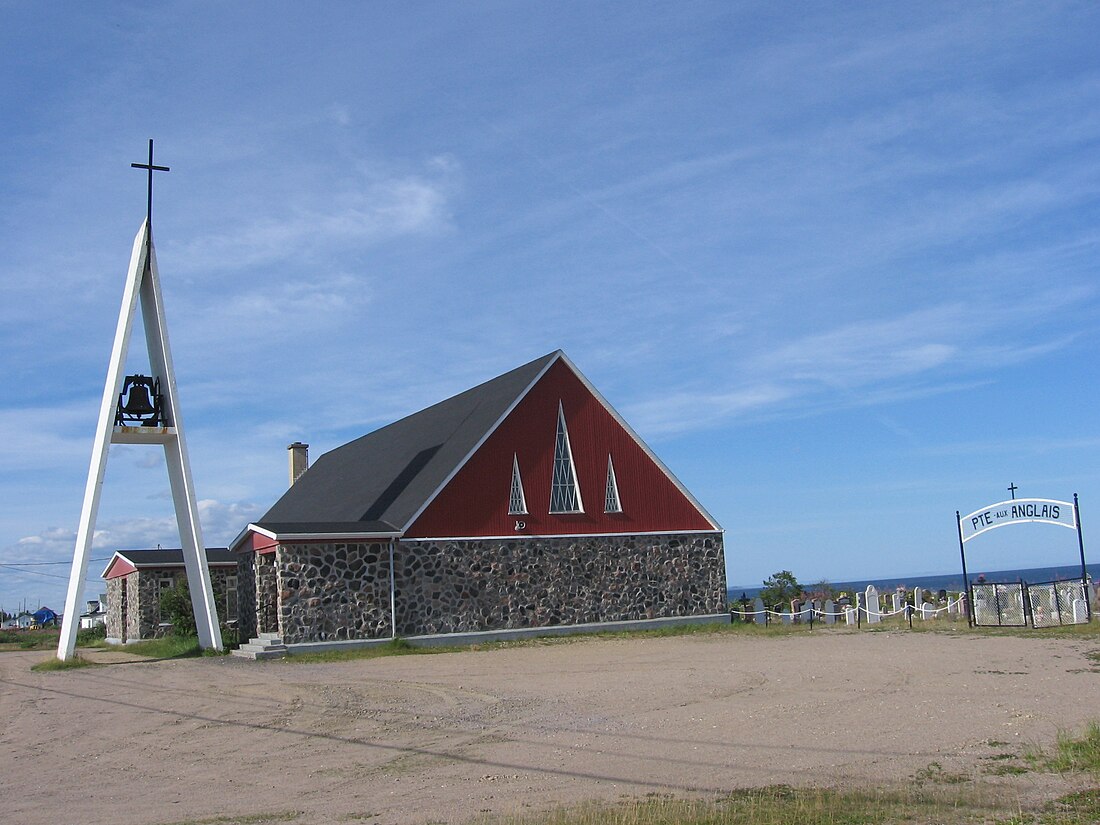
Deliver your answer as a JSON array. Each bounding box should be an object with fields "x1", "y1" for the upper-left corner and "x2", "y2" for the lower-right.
[{"x1": 2, "y1": 1, "x2": 1098, "y2": 612}]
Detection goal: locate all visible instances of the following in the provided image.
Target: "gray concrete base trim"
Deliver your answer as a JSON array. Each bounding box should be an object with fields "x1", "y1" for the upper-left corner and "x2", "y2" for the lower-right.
[{"x1": 283, "y1": 612, "x2": 732, "y2": 656}]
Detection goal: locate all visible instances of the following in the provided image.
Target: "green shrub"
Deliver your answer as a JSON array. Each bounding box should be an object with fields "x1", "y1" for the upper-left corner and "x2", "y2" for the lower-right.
[
  {"x1": 219, "y1": 623, "x2": 239, "y2": 648},
  {"x1": 76, "y1": 624, "x2": 107, "y2": 646},
  {"x1": 159, "y1": 582, "x2": 197, "y2": 636}
]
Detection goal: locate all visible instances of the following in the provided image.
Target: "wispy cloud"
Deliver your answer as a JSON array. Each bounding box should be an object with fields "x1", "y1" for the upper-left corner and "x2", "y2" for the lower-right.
[
  {"x1": 627, "y1": 290, "x2": 1090, "y2": 438},
  {"x1": 171, "y1": 166, "x2": 459, "y2": 274},
  {"x1": 3, "y1": 499, "x2": 263, "y2": 569}
]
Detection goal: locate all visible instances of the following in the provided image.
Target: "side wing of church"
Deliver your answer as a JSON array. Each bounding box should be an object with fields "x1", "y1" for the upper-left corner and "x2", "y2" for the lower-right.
[{"x1": 232, "y1": 351, "x2": 726, "y2": 646}]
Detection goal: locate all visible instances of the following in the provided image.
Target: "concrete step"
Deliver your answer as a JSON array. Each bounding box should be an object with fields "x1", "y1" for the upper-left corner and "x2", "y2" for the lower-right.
[
  {"x1": 236, "y1": 641, "x2": 287, "y2": 654},
  {"x1": 230, "y1": 634, "x2": 287, "y2": 660},
  {"x1": 230, "y1": 647, "x2": 288, "y2": 660}
]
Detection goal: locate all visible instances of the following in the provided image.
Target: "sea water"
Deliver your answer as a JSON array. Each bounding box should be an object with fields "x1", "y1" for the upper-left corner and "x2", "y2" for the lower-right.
[{"x1": 728, "y1": 562, "x2": 1100, "y2": 601}]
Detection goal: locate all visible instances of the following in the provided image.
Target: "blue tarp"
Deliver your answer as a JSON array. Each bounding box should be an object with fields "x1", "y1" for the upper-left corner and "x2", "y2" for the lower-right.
[{"x1": 32, "y1": 607, "x2": 58, "y2": 625}]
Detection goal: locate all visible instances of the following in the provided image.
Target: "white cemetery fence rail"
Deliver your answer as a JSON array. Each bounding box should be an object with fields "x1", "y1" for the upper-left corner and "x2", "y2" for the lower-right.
[
  {"x1": 729, "y1": 597, "x2": 966, "y2": 628},
  {"x1": 727, "y1": 585, "x2": 1095, "y2": 629}
]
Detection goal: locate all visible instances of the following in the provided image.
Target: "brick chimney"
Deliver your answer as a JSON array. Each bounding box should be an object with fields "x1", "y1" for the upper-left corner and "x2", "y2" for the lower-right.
[{"x1": 288, "y1": 442, "x2": 309, "y2": 486}]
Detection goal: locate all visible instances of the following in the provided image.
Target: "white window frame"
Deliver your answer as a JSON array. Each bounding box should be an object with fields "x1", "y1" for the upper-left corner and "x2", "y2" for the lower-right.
[
  {"x1": 604, "y1": 454, "x2": 622, "y2": 513},
  {"x1": 549, "y1": 401, "x2": 584, "y2": 513},
  {"x1": 508, "y1": 453, "x2": 528, "y2": 515}
]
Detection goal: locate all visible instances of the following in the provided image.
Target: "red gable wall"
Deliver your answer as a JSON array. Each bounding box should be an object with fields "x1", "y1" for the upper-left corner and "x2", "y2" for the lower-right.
[
  {"x1": 405, "y1": 358, "x2": 715, "y2": 538},
  {"x1": 103, "y1": 556, "x2": 137, "y2": 580}
]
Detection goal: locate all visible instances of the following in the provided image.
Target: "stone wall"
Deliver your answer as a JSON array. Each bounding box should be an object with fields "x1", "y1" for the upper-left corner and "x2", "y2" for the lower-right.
[
  {"x1": 131, "y1": 572, "x2": 158, "y2": 639},
  {"x1": 277, "y1": 542, "x2": 393, "y2": 643},
  {"x1": 274, "y1": 532, "x2": 725, "y2": 644},
  {"x1": 106, "y1": 577, "x2": 125, "y2": 641},
  {"x1": 107, "y1": 566, "x2": 242, "y2": 642},
  {"x1": 256, "y1": 552, "x2": 280, "y2": 634},
  {"x1": 237, "y1": 553, "x2": 257, "y2": 640}
]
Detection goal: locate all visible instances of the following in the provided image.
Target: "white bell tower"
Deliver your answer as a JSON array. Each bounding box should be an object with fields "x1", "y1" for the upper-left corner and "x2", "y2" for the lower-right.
[{"x1": 57, "y1": 140, "x2": 222, "y2": 659}]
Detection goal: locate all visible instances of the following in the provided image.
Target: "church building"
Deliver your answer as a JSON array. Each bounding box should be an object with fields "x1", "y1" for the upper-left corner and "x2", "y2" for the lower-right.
[{"x1": 231, "y1": 350, "x2": 726, "y2": 647}]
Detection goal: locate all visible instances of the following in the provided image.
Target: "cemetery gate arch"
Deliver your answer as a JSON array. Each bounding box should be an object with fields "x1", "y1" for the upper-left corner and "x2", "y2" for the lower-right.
[{"x1": 956, "y1": 493, "x2": 1090, "y2": 629}]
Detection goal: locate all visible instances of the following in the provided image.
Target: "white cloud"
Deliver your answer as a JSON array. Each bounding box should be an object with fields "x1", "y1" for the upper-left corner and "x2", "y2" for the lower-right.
[{"x1": 172, "y1": 164, "x2": 459, "y2": 274}]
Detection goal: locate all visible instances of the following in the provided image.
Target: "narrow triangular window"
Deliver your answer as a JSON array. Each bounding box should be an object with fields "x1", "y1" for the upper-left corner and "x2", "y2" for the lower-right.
[
  {"x1": 604, "y1": 455, "x2": 622, "y2": 513},
  {"x1": 550, "y1": 401, "x2": 583, "y2": 513},
  {"x1": 509, "y1": 453, "x2": 527, "y2": 515}
]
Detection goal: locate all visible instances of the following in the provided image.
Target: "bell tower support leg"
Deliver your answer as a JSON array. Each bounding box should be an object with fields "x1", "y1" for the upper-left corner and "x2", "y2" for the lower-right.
[
  {"x1": 163, "y1": 441, "x2": 221, "y2": 649},
  {"x1": 140, "y1": 236, "x2": 222, "y2": 651},
  {"x1": 58, "y1": 224, "x2": 148, "y2": 660}
]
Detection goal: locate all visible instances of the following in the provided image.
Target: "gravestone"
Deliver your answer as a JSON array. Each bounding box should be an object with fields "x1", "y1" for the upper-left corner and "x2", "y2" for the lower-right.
[
  {"x1": 845, "y1": 607, "x2": 857, "y2": 626},
  {"x1": 799, "y1": 600, "x2": 813, "y2": 623},
  {"x1": 754, "y1": 597, "x2": 766, "y2": 626},
  {"x1": 823, "y1": 599, "x2": 836, "y2": 625},
  {"x1": 920, "y1": 602, "x2": 934, "y2": 620},
  {"x1": 1073, "y1": 599, "x2": 1089, "y2": 624},
  {"x1": 865, "y1": 585, "x2": 881, "y2": 624},
  {"x1": 781, "y1": 611, "x2": 792, "y2": 625}
]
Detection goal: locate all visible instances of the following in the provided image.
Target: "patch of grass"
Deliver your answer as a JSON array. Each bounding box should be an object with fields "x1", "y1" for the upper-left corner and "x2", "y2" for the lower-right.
[
  {"x1": 1041, "y1": 722, "x2": 1100, "y2": 775},
  {"x1": 289, "y1": 621, "x2": 823, "y2": 664},
  {"x1": 113, "y1": 635, "x2": 203, "y2": 659},
  {"x1": 1047, "y1": 789, "x2": 1100, "y2": 818},
  {"x1": 913, "y1": 761, "x2": 971, "y2": 785},
  {"x1": 472, "y1": 785, "x2": 1009, "y2": 825},
  {"x1": 76, "y1": 624, "x2": 108, "y2": 647},
  {"x1": 985, "y1": 763, "x2": 1030, "y2": 776},
  {"x1": 31, "y1": 653, "x2": 98, "y2": 671},
  {"x1": 288, "y1": 636, "x2": 460, "y2": 664},
  {"x1": 974, "y1": 622, "x2": 1100, "y2": 640}
]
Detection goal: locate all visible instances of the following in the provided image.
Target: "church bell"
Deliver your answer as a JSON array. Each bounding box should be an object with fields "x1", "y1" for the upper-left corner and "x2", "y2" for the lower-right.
[{"x1": 115, "y1": 374, "x2": 164, "y2": 426}]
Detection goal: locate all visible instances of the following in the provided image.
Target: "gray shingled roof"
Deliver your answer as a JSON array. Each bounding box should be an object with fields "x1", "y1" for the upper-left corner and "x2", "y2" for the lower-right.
[
  {"x1": 112, "y1": 548, "x2": 236, "y2": 568},
  {"x1": 254, "y1": 351, "x2": 560, "y2": 535},
  {"x1": 102, "y1": 548, "x2": 236, "y2": 579}
]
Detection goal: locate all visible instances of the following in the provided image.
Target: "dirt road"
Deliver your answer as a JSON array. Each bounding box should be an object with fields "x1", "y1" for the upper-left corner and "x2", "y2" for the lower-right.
[{"x1": 2, "y1": 630, "x2": 1097, "y2": 824}]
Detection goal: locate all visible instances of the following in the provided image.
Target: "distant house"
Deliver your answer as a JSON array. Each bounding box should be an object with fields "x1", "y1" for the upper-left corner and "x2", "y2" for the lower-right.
[
  {"x1": 14, "y1": 612, "x2": 36, "y2": 629},
  {"x1": 101, "y1": 549, "x2": 239, "y2": 643},
  {"x1": 31, "y1": 607, "x2": 59, "y2": 627},
  {"x1": 80, "y1": 595, "x2": 108, "y2": 629}
]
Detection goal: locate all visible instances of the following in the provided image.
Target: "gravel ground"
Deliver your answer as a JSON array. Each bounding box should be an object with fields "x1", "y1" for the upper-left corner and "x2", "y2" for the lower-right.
[{"x1": 2, "y1": 629, "x2": 1098, "y2": 825}]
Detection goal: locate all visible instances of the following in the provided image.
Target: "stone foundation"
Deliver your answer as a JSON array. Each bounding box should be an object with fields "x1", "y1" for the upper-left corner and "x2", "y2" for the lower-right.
[{"x1": 267, "y1": 532, "x2": 725, "y2": 644}]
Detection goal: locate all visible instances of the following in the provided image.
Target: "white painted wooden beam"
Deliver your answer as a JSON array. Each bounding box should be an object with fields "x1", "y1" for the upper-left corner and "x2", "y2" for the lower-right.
[{"x1": 57, "y1": 221, "x2": 222, "y2": 659}]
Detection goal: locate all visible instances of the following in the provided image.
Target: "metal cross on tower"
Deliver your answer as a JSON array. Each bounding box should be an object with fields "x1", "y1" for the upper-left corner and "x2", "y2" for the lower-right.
[{"x1": 130, "y1": 139, "x2": 170, "y2": 226}]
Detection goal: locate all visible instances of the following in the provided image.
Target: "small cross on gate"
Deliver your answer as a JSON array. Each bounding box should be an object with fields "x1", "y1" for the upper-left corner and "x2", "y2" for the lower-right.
[
  {"x1": 1008, "y1": 483, "x2": 1018, "y2": 500},
  {"x1": 131, "y1": 138, "x2": 170, "y2": 225}
]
